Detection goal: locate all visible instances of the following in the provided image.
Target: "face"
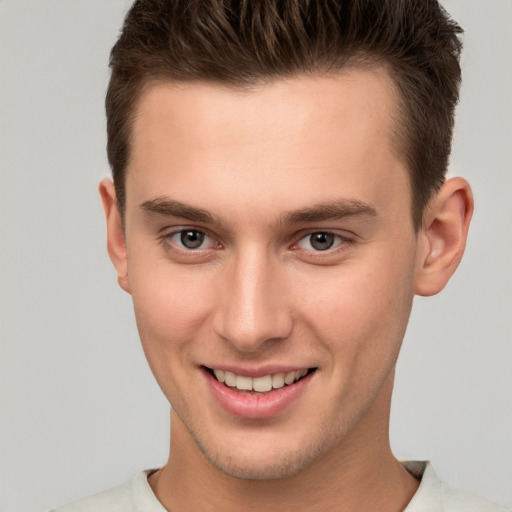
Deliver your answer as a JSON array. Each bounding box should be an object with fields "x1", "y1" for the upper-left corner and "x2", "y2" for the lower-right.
[{"x1": 120, "y1": 68, "x2": 422, "y2": 479}]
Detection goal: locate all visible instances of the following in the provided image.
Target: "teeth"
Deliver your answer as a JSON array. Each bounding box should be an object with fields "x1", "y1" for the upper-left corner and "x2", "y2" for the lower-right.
[
  {"x1": 236, "y1": 375, "x2": 252, "y2": 391},
  {"x1": 224, "y1": 371, "x2": 236, "y2": 387},
  {"x1": 211, "y1": 368, "x2": 310, "y2": 392},
  {"x1": 213, "y1": 369, "x2": 225, "y2": 383},
  {"x1": 253, "y1": 375, "x2": 272, "y2": 392},
  {"x1": 284, "y1": 371, "x2": 296, "y2": 385},
  {"x1": 272, "y1": 373, "x2": 285, "y2": 389}
]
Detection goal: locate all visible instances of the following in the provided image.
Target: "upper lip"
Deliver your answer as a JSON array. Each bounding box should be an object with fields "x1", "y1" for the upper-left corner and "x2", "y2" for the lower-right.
[{"x1": 202, "y1": 364, "x2": 316, "y2": 378}]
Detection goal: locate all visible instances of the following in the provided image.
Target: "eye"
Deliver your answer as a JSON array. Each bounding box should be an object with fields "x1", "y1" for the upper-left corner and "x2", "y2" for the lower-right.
[
  {"x1": 179, "y1": 230, "x2": 205, "y2": 249},
  {"x1": 167, "y1": 229, "x2": 217, "y2": 250},
  {"x1": 296, "y1": 232, "x2": 344, "y2": 251}
]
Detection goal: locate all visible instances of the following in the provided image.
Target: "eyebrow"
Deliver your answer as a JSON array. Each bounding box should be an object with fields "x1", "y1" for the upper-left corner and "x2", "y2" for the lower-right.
[
  {"x1": 140, "y1": 196, "x2": 378, "y2": 226},
  {"x1": 280, "y1": 199, "x2": 378, "y2": 224},
  {"x1": 141, "y1": 197, "x2": 222, "y2": 225}
]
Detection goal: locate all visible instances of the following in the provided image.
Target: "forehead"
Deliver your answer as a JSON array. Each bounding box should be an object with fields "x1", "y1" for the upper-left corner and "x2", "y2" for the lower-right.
[{"x1": 126, "y1": 67, "x2": 410, "y2": 225}]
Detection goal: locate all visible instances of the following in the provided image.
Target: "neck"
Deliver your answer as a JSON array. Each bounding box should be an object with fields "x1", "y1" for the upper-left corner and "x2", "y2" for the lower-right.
[{"x1": 149, "y1": 374, "x2": 419, "y2": 512}]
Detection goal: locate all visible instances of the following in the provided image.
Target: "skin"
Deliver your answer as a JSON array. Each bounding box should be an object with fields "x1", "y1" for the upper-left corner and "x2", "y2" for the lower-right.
[{"x1": 101, "y1": 67, "x2": 473, "y2": 511}]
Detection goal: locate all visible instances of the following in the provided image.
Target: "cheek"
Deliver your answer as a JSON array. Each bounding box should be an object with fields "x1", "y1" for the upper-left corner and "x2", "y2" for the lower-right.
[
  {"x1": 296, "y1": 249, "x2": 416, "y2": 362},
  {"x1": 127, "y1": 254, "x2": 216, "y2": 376},
  {"x1": 134, "y1": 276, "x2": 202, "y2": 336}
]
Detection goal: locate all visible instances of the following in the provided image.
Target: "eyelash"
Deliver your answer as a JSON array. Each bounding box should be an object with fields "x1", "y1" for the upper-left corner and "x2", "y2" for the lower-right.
[
  {"x1": 158, "y1": 228, "x2": 353, "y2": 258},
  {"x1": 292, "y1": 232, "x2": 349, "y2": 252},
  {"x1": 160, "y1": 229, "x2": 220, "y2": 254}
]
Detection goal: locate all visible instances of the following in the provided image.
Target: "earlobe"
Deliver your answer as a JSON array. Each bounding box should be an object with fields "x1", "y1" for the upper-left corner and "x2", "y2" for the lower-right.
[
  {"x1": 414, "y1": 177, "x2": 474, "y2": 297},
  {"x1": 99, "y1": 178, "x2": 131, "y2": 294}
]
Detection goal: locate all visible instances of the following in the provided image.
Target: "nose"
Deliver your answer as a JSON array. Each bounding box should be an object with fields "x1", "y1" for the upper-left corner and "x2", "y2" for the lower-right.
[{"x1": 212, "y1": 247, "x2": 293, "y2": 353}]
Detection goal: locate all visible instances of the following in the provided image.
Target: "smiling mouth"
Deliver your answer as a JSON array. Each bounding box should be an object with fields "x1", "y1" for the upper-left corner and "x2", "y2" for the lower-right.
[{"x1": 205, "y1": 367, "x2": 317, "y2": 393}]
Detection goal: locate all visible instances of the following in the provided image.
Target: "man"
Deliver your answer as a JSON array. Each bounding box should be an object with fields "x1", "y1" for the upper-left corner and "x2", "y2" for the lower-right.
[{"x1": 53, "y1": 1, "x2": 507, "y2": 511}]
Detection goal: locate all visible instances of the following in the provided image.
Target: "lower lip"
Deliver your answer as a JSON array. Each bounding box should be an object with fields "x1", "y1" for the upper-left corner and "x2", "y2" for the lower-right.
[{"x1": 203, "y1": 368, "x2": 314, "y2": 419}]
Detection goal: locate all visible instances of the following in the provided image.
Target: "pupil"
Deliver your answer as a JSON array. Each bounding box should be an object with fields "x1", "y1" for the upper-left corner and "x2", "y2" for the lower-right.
[
  {"x1": 181, "y1": 230, "x2": 204, "y2": 249},
  {"x1": 310, "y1": 232, "x2": 334, "y2": 251}
]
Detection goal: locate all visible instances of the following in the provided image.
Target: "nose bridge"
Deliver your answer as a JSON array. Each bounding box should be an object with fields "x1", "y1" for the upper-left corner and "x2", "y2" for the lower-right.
[{"x1": 213, "y1": 245, "x2": 292, "y2": 352}]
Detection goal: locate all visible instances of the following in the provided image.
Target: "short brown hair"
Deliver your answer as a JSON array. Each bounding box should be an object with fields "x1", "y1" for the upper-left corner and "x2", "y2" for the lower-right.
[{"x1": 106, "y1": 0, "x2": 463, "y2": 230}]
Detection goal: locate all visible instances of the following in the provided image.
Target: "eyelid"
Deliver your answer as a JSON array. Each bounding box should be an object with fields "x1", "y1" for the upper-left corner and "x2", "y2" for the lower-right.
[
  {"x1": 158, "y1": 226, "x2": 354, "y2": 256},
  {"x1": 160, "y1": 227, "x2": 221, "y2": 252},
  {"x1": 290, "y1": 230, "x2": 354, "y2": 253}
]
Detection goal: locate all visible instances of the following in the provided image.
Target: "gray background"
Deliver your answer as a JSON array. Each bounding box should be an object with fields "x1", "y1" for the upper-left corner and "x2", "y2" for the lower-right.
[{"x1": 0, "y1": 1, "x2": 510, "y2": 511}]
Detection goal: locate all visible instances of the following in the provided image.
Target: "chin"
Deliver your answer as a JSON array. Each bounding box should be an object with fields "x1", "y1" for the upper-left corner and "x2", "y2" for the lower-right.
[
  {"x1": 193, "y1": 430, "x2": 335, "y2": 481},
  {"x1": 204, "y1": 450, "x2": 314, "y2": 481}
]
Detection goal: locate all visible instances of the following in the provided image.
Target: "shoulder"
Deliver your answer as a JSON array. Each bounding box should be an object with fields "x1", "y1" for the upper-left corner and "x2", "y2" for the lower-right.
[
  {"x1": 440, "y1": 483, "x2": 509, "y2": 512},
  {"x1": 51, "y1": 480, "x2": 134, "y2": 512},
  {"x1": 51, "y1": 470, "x2": 165, "y2": 512},
  {"x1": 403, "y1": 461, "x2": 510, "y2": 512}
]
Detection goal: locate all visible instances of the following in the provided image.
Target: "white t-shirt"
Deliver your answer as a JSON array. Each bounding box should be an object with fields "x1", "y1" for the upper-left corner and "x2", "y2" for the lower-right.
[{"x1": 52, "y1": 461, "x2": 509, "y2": 512}]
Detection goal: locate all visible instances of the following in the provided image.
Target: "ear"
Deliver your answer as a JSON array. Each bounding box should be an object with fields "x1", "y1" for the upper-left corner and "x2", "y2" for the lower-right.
[
  {"x1": 414, "y1": 177, "x2": 474, "y2": 297},
  {"x1": 99, "y1": 178, "x2": 131, "y2": 294}
]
